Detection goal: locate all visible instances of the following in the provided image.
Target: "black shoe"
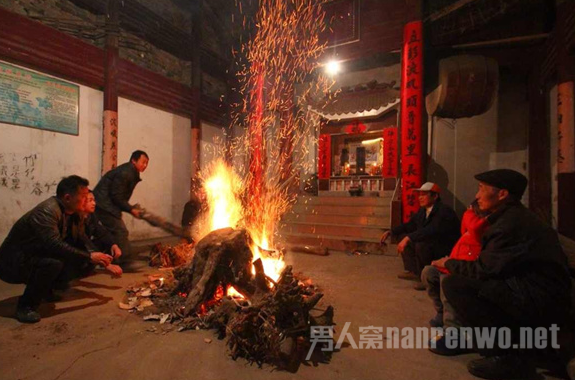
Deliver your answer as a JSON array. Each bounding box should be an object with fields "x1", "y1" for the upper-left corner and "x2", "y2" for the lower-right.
[
  {"x1": 467, "y1": 355, "x2": 536, "y2": 380},
  {"x1": 429, "y1": 334, "x2": 471, "y2": 356},
  {"x1": 15, "y1": 307, "x2": 41, "y2": 323},
  {"x1": 43, "y1": 290, "x2": 63, "y2": 303}
]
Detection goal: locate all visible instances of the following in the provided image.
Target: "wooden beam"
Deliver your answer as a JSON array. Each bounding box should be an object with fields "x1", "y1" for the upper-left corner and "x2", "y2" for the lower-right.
[
  {"x1": 425, "y1": 0, "x2": 478, "y2": 23},
  {"x1": 0, "y1": 7, "x2": 105, "y2": 87}
]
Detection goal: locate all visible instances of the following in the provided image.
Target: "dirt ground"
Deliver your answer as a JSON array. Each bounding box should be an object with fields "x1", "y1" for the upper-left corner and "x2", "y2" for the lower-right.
[{"x1": 0, "y1": 247, "x2": 567, "y2": 380}]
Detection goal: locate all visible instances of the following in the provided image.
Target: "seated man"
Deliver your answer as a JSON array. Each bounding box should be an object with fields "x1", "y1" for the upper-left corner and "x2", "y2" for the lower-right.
[
  {"x1": 68, "y1": 190, "x2": 123, "y2": 277},
  {"x1": 0, "y1": 175, "x2": 113, "y2": 323},
  {"x1": 421, "y1": 200, "x2": 489, "y2": 350},
  {"x1": 381, "y1": 182, "x2": 460, "y2": 290},
  {"x1": 435, "y1": 169, "x2": 571, "y2": 379}
]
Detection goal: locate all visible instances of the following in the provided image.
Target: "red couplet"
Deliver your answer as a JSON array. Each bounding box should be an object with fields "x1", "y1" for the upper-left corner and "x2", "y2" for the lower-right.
[
  {"x1": 318, "y1": 134, "x2": 331, "y2": 179},
  {"x1": 400, "y1": 21, "x2": 424, "y2": 222},
  {"x1": 383, "y1": 127, "x2": 398, "y2": 178}
]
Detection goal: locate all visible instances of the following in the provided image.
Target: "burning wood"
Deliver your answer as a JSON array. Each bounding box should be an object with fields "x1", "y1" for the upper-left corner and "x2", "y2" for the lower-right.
[
  {"x1": 174, "y1": 228, "x2": 255, "y2": 314},
  {"x1": 118, "y1": 0, "x2": 337, "y2": 366},
  {"x1": 122, "y1": 227, "x2": 334, "y2": 367},
  {"x1": 149, "y1": 242, "x2": 194, "y2": 268}
]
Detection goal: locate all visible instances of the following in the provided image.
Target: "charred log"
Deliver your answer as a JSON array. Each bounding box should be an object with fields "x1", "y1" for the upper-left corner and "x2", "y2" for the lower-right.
[
  {"x1": 126, "y1": 228, "x2": 335, "y2": 368},
  {"x1": 173, "y1": 228, "x2": 254, "y2": 315}
]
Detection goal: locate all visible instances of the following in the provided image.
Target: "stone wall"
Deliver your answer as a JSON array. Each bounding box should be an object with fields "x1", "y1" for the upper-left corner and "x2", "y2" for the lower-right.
[{"x1": 0, "y1": 0, "x2": 192, "y2": 85}]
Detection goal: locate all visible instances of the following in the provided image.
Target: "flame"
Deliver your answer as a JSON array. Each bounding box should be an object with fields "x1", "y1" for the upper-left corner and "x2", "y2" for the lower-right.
[
  {"x1": 195, "y1": 0, "x2": 329, "y2": 294},
  {"x1": 204, "y1": 160, "x2": 243, "y2": 231},
  {"x1": 202, "y1": 159, "x2": 285, "y2": 282},
  {"x1": 226, "y1": 286, "x2": 245, "y2": 299},
  {"x1": 250, "y1": 235, "x2": 285, "y2": 283}
]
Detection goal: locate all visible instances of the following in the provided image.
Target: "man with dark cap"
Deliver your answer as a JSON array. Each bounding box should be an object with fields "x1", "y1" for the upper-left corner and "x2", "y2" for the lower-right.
[
  {"x1": 432, "y1": 169, "x2": 571, "y2": 379},
  {"x1": 93, "y1": 150, "x2": 149, "y2": 269},
  {"x1": 381, "y1": 182, "x2": 460, "y2": 290}
]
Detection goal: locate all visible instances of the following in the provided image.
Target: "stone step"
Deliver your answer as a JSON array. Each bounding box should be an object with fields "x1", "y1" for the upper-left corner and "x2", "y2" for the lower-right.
[
  {"x1": 278, "y1": 231, "x2": 390, "y2": 255},
  {"x1": 281, "y1": 222, "x2": 386, "y2": 240},
  {"x1": 282, "y1": 211, "x2": 390, "y2": 227},
  {"x1": 291, "y1": 203, "x2": 389, "y2": 216}
]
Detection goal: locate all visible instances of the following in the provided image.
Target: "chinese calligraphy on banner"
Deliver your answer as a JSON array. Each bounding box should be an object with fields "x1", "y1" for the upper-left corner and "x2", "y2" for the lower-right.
[
  {"x1": 383, "y1": 127, "x2": 398, "y2": 178},
  {"x1": 318, "y1": 134, "x2": 331, "y2": 179},
  {"x1": 400, "y1": 21, "x2": 424, "y2": 222}
]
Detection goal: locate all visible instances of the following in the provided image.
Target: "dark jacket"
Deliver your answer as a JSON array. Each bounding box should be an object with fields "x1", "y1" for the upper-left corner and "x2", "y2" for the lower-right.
[
  {"x1": 392, "y1": 199, "x2": 461, "y2": 258},
  {"x1": 93, "y1": 162, "x2": 141, "y2": 218},
  {"x1": 69, "y1": 213, "x2": 115, "y2": 253},
  {"x1": 181, "y1": 195, "x2": 204, "y2": 228},
  {"x1": 0, "y1": 197, "x2": 90, "y2": 282},
  {"x1": 445, "y1": 201, "x2": 571, "y2": 317}
]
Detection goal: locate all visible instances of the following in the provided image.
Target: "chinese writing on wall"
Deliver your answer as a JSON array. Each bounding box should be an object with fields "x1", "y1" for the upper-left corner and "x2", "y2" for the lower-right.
[{"x1": 0, "y1": 152, "x2": 58, "y2": 196}]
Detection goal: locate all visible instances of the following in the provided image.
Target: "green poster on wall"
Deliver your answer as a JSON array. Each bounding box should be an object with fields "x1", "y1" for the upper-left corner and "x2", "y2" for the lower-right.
[{"x1": 0, "y1": 61, "x2": 79, "y2": 135}]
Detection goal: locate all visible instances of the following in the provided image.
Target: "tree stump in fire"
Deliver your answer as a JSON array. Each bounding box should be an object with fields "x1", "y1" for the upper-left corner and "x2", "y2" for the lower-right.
[
  {"x1": 173, "y1": 228, "x2": 256, "y2": 315},
  {"x1": 148, "y1": 227, "x2": 335, "y2": 367}
]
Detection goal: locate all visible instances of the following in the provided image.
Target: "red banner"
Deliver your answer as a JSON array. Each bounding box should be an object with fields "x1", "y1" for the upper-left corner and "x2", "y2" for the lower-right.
[
  {"x1": 383, "y1": 127, "x2": 398, "y2": 178},
  {"x1": 318, "y1": 134, "x2": 331, "y2": 179},
  {"x1": 400, "y1": 21, "x2": 424, "y2": 222}
]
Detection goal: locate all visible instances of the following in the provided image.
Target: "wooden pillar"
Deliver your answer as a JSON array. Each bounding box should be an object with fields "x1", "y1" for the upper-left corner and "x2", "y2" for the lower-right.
[
  {"x1": 528, "y1": 60, "x2": 552, "y2": 224},
  {"x1": 190, "y1": 1, "x2": 202, "y2": 178},
  {"x1": 102, "y1": 0, "x2": 120, "y2": 174},
  {"x1": 556, "y1": 0, "x2": 575, "y2": 239},
  {"x1": 400, "y1": 0, "x2": 425, "y2": 222}
]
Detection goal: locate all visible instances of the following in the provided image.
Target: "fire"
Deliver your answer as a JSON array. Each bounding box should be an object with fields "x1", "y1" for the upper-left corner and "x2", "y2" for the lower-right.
[
  {"x1": 226, "y1": 286, "x2": 245, "y2": 299},
  {"x1": 250, "y1": 235, "x2": 285, "y2": 283},
  {"x1": 196, "y1": 0, "x2": 330, "y2": 293},
  {"x1": 202, "y1": 159, "x2": 285, "y2": 283},
  {"x1": 204, "y1": 160, "x2": 243, "y2": 231}
]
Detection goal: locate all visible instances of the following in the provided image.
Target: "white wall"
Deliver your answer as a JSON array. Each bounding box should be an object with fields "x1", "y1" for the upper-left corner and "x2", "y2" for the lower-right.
[
  {"x1": 200, "y1": 121, "x2": 225, "y2": 171},
  {"x1": 0, "y1": 64, "x2": 192, "y2": 242},
  {"x1": 429, "y1": 105, "x2": 499, "y2": 215},
  {"x1": 118, "y1": 97, "x2": 191, "y2": 240},
  {"x1": 428, "y1": 69, "x2": 529, "y2": 216},
  {"x1": 0, "y1": 78, "x2": 103, "y2": 241}
]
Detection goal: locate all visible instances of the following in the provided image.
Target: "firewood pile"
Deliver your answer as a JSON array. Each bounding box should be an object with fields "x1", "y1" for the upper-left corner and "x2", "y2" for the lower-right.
[
  {"x1": 149, "y1": 242, "x2": 194, "y2": 268},
  {"x1": 121, "y1": 227, "x2": 334, "y2": 368}
]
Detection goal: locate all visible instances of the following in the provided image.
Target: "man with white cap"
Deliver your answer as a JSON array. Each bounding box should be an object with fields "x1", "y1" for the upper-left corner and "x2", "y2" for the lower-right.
[{"x1": 381, "y1": 182, "x2": 460, "y2": 290}]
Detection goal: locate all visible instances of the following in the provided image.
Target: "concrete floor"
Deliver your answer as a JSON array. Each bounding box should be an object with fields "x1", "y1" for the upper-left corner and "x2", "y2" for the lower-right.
[{"x1": 0, "y1": 247, "x2": 566, "y2": 380}]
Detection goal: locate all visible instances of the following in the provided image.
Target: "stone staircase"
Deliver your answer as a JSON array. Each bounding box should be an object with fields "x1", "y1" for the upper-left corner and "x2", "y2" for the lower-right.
[{"x1": 279, "y1": 191, "x2": 393, "y2": 254}]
